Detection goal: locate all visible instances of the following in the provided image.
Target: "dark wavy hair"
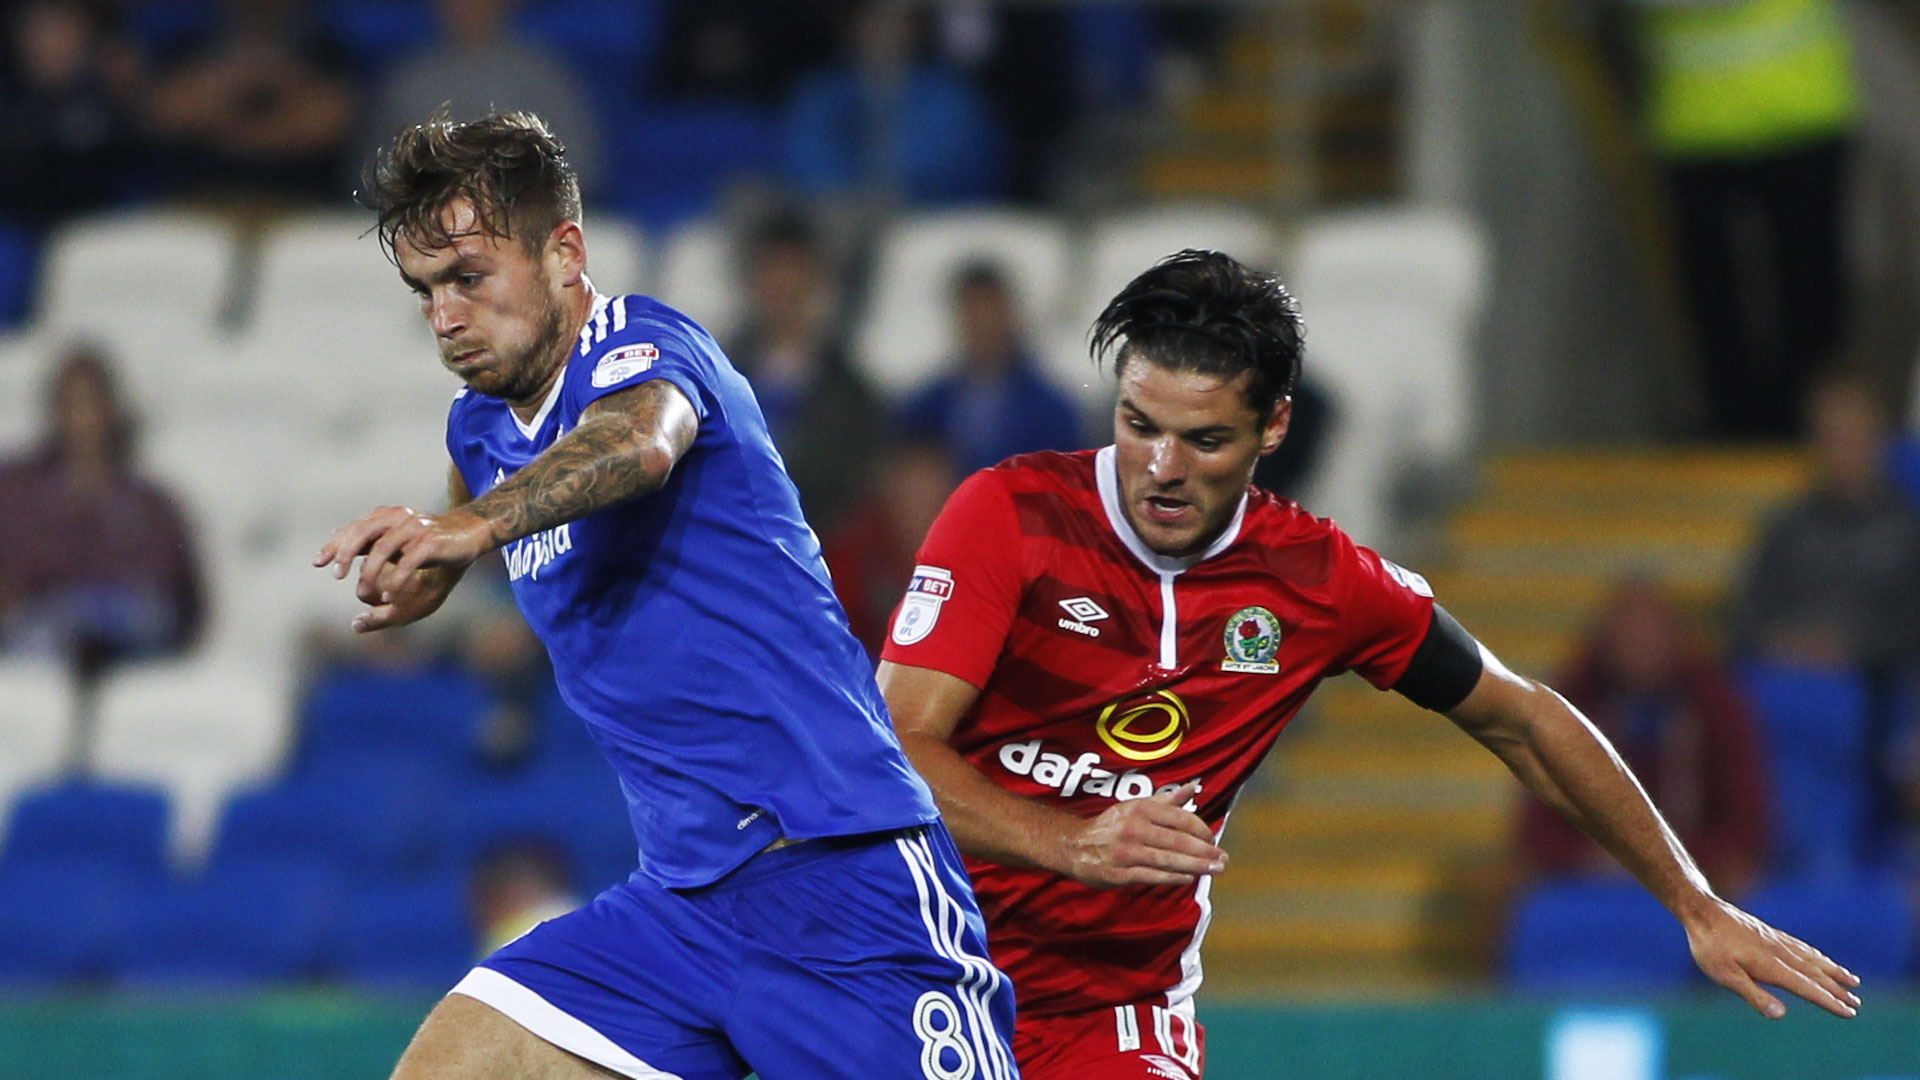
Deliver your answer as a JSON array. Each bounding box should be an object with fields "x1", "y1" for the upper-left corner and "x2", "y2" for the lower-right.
[
  {"x1": 1089, "y1": 249, "x2": 1304, "y2": 416},
  {"x1": 361, "y1": 108, "x2": 581, "y2": 261}
]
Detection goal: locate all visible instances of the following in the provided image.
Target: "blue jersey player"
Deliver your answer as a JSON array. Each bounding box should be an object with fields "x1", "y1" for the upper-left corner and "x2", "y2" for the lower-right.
[{"x1": 317, "y1": 111, "x2": 1020, "y2": 1080}]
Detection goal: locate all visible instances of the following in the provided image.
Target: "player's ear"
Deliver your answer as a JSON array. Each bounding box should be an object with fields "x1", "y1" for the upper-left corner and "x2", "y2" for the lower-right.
[
  {"x1": 1259, "y1": 396, "x2": 1292, "y2": 455},
  {"x1": 547, "y1": 220, "x2": 587, "y2": 288}
]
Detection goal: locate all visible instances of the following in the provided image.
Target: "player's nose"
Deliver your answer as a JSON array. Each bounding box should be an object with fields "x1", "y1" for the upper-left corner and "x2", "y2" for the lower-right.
[
  {"x1": 1147, "y1": 437, "x2": 1184, "y2": 484},
  {"x1": 426, "y1": 294, "x2": 466, "y2": 338}
]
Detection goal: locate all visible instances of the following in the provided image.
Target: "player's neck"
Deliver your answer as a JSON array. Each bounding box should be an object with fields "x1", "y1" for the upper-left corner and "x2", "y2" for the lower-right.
[{"x1": 506, "y1": 281, "x2": 598, "y2": 424}]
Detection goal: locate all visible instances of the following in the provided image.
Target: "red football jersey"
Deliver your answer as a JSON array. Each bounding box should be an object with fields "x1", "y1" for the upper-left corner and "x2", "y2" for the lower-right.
[{"x1": 881, "y1": 447, "x2": 1440, "y2": 1020}]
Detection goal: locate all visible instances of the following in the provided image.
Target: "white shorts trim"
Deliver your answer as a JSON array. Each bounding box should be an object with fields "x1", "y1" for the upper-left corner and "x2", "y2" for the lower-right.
[{"x1": 449, "y1": 967, "x2": 687, "y2": 1080}]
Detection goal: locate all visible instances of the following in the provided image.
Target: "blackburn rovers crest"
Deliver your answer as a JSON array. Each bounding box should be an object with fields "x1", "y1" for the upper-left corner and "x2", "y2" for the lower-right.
[{"x1": 1221, "y1": 605, "x2": 1281, "y2": 674}]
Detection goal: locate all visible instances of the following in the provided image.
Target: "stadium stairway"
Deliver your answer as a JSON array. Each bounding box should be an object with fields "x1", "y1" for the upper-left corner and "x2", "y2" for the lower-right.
[
  {"x1": 1203, "y1": 448, "x2": 1807, "y2": 997},
  {"x1": 1139, "y1": 0, "x2": 1402, "y2": 205}
]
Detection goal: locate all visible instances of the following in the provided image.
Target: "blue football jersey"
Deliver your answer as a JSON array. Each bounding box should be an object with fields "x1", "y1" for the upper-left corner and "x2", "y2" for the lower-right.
[{"x1": 446, "y1": 291, "x2": 938, "y2": 888}]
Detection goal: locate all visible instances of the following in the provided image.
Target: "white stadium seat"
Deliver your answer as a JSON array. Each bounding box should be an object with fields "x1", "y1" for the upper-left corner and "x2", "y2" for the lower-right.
[
  {"x1": 91, "y1": 657, "x2": 295, "y2": 865},
  {"x1": 248, "y1": 212, "x2": 429, "y2": 356},
  {"x1": 654, "y1": 219, "x2": 742, "y2": 345},
  {"x1": 584, "y1": 213, "x2": 646, "y2": 298},
  {"x1": 38, "y1": 211, "x2": 240, "y2": 333},
  {"x1": 0, "y1": 330, "x2": 54, "y2": 456},
  {"x1": 854, "y1": 209, "x2": 1074, "y2": 400},
  {"x1": 1292, "y1": 208, "x2": 1488, "y2": 549},
  {"x1": 0, "y1": 659, "x2": 79, "y2": 837},
  {"x1": 1072, "y1": 205, "x2": 1283, "y2": 334}
]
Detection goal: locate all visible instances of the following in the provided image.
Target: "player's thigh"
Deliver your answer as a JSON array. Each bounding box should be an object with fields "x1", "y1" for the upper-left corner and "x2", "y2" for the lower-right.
[
  {"x1": 1016, "y1": 1005, "x2": 1207, "y2": 1080},
  {"x1": 390, "y1": 993, "x2": 627, "y2": 1080},
  {"x1": 726, "y1": 827, "x2": 1018, "y2": 1079}
]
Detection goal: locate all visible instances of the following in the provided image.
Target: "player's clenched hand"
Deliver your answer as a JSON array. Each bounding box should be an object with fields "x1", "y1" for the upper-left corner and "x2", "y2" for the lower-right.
[
  {"x1": 314, "y1": 505, "x2": 492, "y2": 629},
  {"x1": 1054, "y1": 781, "x2": 1226, "y2": 890},
  {"x1": 1682, "y1": 896, "x2": 1861, "y2": 1020}
]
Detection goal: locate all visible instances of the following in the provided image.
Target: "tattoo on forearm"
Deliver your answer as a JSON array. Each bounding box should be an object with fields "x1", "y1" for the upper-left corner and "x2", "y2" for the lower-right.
[{"x1": 465, "y1": 381, "x2": 695, "y2": 546}]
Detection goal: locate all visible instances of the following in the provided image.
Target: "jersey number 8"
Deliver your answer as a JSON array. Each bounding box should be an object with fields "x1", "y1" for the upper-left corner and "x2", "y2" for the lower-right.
[{"x1": 912, "y1": 990, "x2": 977, "y2": 1080}]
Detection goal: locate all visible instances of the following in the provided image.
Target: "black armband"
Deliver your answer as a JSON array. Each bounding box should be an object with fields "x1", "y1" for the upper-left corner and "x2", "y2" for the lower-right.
[{"x1": 1392, "y1": 604, "x2": 1483, "y2": 713}]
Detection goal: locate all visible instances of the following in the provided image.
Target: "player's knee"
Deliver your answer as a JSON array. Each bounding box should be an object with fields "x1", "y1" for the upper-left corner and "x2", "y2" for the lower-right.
[{"x1": 391, "y1": 993, "x2": 611, "y2": 1080}]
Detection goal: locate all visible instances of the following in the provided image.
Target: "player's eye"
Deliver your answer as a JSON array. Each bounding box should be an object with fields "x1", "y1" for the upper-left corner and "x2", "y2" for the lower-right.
[
  {"x1": 1127, "y1": 419, "x2": 1152, "y2": 434},
  {"x1": 1192, "y1": 437, "x2": 1223, "y2": 451},
  {"x1": 456, "y1": 272, "x2": 483, "y2": 288}
]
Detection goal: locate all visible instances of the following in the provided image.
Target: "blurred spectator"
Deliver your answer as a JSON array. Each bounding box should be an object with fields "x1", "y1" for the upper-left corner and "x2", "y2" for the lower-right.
[
  {"x1": 143, "y1": 0, "x2": 357, "y2": 202},
  {"x1": 782, "y1": 0, "x2": 1003, "y2": 207},
  {"x1": 725, "y1": 211, "x2": 879, "y2": 531},
  {"x1": 0, "y1": 0, "x2": 145, "y2": 227},
  {"x1": 1252, "y1": 375, "x2": 1337, "y2": 502},
  {"x1": 1622, "y1": 0, "x2": 1858, "y2": 439},
  {"x1": 1730, "y1": 374, "x2": 1920, "y2": 674},
  {"x1": 821, "y1": 437, "x2": 957, "y2": 657},
  {"x1": 360, "y1": 0, "x2": 603, "y2": 198},
  {"x1": 0, "y1": 347, "x2": 203, "y2": 678},
  {"x1": 899, "y1": 260, "x2": 1082, "y2": 474},
  {"x1": 461, "y1": 604, "x2": 554, "y2": 773},
  {"x1": 469, "y1": 842, "x2": 579, "y2": 955},
  {"x1": 1522, "y1": 577, "x2": 1770, "y2": 897}
]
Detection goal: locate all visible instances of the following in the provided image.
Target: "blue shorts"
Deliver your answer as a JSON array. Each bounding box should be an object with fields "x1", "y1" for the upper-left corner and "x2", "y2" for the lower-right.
[{"x1": 450, "y1": 823, "x2": 1019, "y2": 1080}]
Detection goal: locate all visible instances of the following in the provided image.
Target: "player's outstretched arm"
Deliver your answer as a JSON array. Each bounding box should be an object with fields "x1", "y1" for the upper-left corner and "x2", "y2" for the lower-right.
[
  {"x1": 879, "y1": 660, "x2": 1226, "y2": 890},
  {"x1": 1446, "y1": 646, "x2": 1862, "y2": 1020},
  {"x1": 316, "y1": 380, "x2": 699, "y2": 619}
]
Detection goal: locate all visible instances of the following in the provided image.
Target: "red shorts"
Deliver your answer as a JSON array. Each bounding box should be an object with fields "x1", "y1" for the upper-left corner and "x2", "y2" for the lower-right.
[{"x1": 1016, "y1": 1002, "x2": 1207, "y2": 1079}]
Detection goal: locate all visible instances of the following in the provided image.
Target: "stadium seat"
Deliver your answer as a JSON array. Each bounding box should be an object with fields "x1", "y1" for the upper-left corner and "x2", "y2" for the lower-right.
[
  {"x1": 0, "y1": 658, "x2": 78, "y2": 836},
  {"x1": 1505, "y1": 878, "x2": 1696, "y2": 989},
  {"x1": 0, "y1": 780, "x2": 171, "y2": 882},
  {"x1": 1290, "y1": 208, "x2": 1488, "y2": 547},
  {"x1": 451, "y1": 762, "x2": 635, "y2": 894},
  {"x1": 38, "y1": 211, "x2": 239, "y2": 332},
  {"x1": 517, "y1": 0, "x2": 663, "y2": 106},
  {"x1": 334, "y1": 876, "x2": 476, "y2": 990},
  {"x1": 1738, "y1": 662, "x2": 1874, "y2": 878},
  {"x1": 297, "y1": 666, "x2": 492, "y2": 770},
  {"x1": 117, "y1": 858, "x2": 345, "y2": 985},
  {"x1": 584, "y1": 214, "x2": 646, "y2": 298},
  {"x1": 653, "y1": 218, "x2": 741, "y2": 343},
  {"x1": 0, "y1": 860, "x2": 141, "y2": 983},
  {"x1": 853, "y1": 209, "x2": 1075, "y2": 401},
  {"x1": 0, "y1": 223, "x2": 36, "y2": 329},
  {"x1": 90, "y1": 659, "x2": 296, "y2": 864},
  {"x1": 212, "y1": 755, "x2": 459, "y2": 881},
  {"x1": 1071, "y1": 206, "x2": 1282, "y2": 334},
  {"x1": 1744, "y1": 873, "x2": 1914, "y2": 982},
  {"x1": 608, "y1": 104, "x2": 778, "y2": 228},
  {"x1": 323, "y1": 0, "x2": 436, "y2": 76},
  {"x1": 0, "y1": 330, "x2": 54, "y2": 455}
]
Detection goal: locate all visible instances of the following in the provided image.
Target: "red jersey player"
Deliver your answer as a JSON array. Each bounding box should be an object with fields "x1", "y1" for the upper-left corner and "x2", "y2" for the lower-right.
[{"x1": 878, "y1": 250, "x2": 1862, "y2": 1079}]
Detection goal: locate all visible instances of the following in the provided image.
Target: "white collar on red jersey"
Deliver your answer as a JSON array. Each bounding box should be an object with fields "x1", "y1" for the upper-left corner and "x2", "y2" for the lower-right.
[{"x1": 1094, "y1": 444, "x2": 1248, "y2": 576}]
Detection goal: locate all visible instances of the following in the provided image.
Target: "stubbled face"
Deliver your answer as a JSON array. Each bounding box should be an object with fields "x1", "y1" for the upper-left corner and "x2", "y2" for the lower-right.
[
  {"x1": 1113, "y1": 358, "x2": 1288, "y2": 558},
  {"x1": 396, "y1": 199, "x2": 572, "y2": 405}
]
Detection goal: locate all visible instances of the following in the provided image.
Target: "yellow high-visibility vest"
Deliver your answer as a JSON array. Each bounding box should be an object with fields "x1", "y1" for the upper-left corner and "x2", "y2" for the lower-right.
[{"x1": 1641, "y1": 0, "x2": 1858, "y2": 157}]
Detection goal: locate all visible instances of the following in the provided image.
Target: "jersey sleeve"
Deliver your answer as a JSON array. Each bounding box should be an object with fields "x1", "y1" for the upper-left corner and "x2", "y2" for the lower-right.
[
  {"x1": 574, "y1": 310, "x2": 713, "y2": 424},
  {"x1": 1327, "y1": 527, "x2": 1440, "y2": 691},
  {"x1": 878, "y1": 469, "x2": 1027, "y2": 689}
]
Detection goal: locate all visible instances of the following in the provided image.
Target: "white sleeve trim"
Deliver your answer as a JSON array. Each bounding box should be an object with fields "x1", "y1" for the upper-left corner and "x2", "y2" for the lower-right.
[{"x1": 449, "y1": 966, "x2": 688, "y2": 1080}]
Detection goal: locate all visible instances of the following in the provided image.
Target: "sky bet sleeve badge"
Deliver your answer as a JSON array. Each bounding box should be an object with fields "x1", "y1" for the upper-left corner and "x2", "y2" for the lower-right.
[
  {"x1": 1222, "y1": 605, "x2": 1281, "y2": 674},
  {"x1": 890, "y1": 565, "x2": 955, "y2": 646}
]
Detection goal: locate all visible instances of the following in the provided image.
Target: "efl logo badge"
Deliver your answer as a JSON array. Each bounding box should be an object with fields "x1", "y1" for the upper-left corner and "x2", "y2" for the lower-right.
[
  {"x1": 1222, "y1": 605, "x2": 1281, "y2": 674},
  {"x1": 1094, "y1": 689, "x2": 1189, "y2": 762},
  {"x1": 890, "y1": 565, "x2": 955, "y2": 646},
  {"x1": 1056, "y1": 596, "x2": 1109, "y2": 638},
  {"x1": 591, "y1": 343, "x2": 659, "y2": 387}
]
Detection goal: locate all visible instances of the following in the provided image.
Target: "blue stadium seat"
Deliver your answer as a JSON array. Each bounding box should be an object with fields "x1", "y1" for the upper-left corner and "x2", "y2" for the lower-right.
[
  {"x1": 608, "y1": 104, "x2": 777, "y2": 228},
  {"x1": 1745, "y1": 873, "x2": 1915, "y2": 982},
  {"x1": 1505, "y1": 878, "x2": 1696, "y2": 989},
  {"x1": 0, "y1": 861, "x2": 140, "y2": 983},
  {"x1": 297, "y1": 666, "x2": 492, "y2": 773},
  {"x1": 0, "y1": 224, "x2": 36, "y2": 328},
  {"x1": 450, "y1": 763, "x2": 634, "y2": 894},
  {"x1": 321, "y1": 0, "x2": 437, "y2": 76},
  {"x1": 0, "y1": 780, "x2": 170, "y2": 882},
  {"x1": 211, "y1": 755, "x2": 456, "y2": 881},
  {"x1": 335, "y1": 877, "x2": 475, "y2": 990},
  {"x1": 517, "y1": 0, "x2": 662, "y2": 106},
  {"x1": 117, "y1": 859, "x2": 344, "y2": 986},
  {"x1": 1738, "y1": 662, "x2": 1873, "y2": 877}
]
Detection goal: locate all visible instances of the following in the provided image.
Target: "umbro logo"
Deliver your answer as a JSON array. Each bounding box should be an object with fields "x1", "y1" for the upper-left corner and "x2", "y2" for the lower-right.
[{"x1": 1057, "y1": 596, "x2": 1109, "y2": 638}]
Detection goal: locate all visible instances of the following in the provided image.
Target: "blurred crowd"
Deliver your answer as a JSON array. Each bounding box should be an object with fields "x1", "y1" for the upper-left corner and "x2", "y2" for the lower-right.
[{"x1": 1, "y1": 0, "x2": 1919, "y2": 992}]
